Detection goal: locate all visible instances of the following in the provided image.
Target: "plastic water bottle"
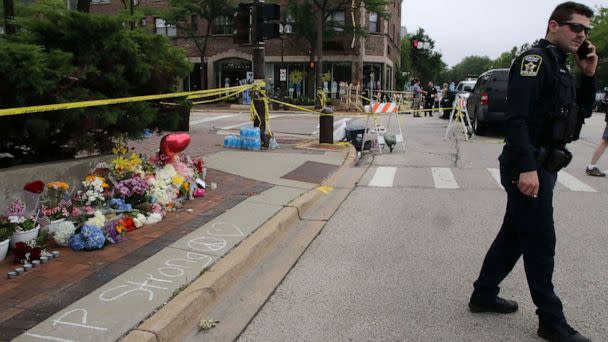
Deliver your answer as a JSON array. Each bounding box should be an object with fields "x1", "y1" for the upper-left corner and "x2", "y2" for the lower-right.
[
  {"x1": 252, "y1": 139, "x2": 260, "y2": 150},
  {"x1": 224, "y1": 136, "x2": 230, "y2": 148}
]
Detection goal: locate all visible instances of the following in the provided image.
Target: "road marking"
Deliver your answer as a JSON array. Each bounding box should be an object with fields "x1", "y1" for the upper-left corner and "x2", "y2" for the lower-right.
[
  {"x1": 190, "y1": 114, "x2": 238, "y2": 126},
  {"x1": 218, "y1": 114, "x2": 285, "y2": 130},
  {"x1": 487, "y1": 168, "x2": 504, "y2": 189},
  {"x1": 431, "y1": 167, "x2": 459, "y2": 189},
  {"x1": 368, "y1": 167, "x2": 397, "y2": 187},
  {"x1": 557, "y1": 171, "x2": 597, "y2": 192}
]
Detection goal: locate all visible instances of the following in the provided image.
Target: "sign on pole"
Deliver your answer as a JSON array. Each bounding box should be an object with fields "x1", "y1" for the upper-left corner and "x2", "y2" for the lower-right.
[{"x1": 280, "y1": 68, "x2": 287, "y2": 81}]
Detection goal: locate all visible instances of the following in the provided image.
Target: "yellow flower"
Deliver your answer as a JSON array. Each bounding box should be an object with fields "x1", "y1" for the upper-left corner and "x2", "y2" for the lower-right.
[
  {"x1": 172, "y1": 175, "x2": 185, "y2": 187},
  {"x1": 115, "y1": 224, "x2": 126, "y2": 234},
  {"x1": 47, "y1": 181, "x2": 69, "y2": 191}
]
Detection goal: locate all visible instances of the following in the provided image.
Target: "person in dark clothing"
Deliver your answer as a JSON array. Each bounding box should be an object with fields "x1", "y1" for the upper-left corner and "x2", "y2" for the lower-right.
[
  {"x1": 423, "y1": 81, "x2": 437, "y2": 117},
  {"x1": 469, "y1": 2, "x2": 598, "y2": 342}
]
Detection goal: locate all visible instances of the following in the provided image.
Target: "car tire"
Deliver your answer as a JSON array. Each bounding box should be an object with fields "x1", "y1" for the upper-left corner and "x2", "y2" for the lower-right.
[{"x1": 473, "y1": 111, "x2": 485, "y2": 136}]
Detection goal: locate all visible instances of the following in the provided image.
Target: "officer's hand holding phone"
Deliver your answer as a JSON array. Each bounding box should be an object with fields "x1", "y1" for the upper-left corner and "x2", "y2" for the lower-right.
[{"x1": 575, "y1": 40, "x2": 599, "y2": 77}]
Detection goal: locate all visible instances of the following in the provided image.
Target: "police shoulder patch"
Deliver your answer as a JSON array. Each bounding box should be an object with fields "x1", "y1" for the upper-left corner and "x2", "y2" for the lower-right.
[{"x1": 520, "y1": 54, "x2": 542, "y2": 77}]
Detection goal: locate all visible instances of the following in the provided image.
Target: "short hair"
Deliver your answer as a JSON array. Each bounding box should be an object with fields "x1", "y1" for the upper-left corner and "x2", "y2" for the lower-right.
[{"x1": 547, "y1": 2, "x2": 594, "y2": 33}]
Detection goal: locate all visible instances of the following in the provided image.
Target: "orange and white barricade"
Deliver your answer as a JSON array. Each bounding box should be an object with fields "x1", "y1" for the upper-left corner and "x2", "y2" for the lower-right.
[{"x1": 371, "y1": 101, "x2": 398, "y2": 113}]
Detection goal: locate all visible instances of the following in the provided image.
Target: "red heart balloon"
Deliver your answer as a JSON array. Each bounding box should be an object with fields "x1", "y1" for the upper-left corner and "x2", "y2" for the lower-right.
[{"x1": 160, "y1": 133, "x2": 191, "y2": 162}]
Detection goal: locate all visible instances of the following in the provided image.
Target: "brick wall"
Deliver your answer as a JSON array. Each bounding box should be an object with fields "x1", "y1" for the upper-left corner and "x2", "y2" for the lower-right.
[{"x1": 90, "y1": 0, "x2": 402, "y2": 89}]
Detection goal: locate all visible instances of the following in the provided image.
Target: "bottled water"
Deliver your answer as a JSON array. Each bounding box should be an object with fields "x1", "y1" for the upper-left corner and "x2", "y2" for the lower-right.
[{"x1": 224, "y1": 136, "x2": 230, "y2": 148}]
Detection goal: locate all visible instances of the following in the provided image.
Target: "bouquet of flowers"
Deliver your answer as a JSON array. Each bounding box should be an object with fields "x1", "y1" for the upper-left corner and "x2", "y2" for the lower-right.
[
  {"x1": 111, "y1": 153, "x2": 143, "y2": 180},
  {"x1": 0, "y1": 218, "x2": 16, "y2": 241},
  {"x1": 51, "y1": 220, "x2": 76, "y2": 246},
  {"x1": 13, "y1": 240, "x2": 42, "y2": 264},
  {"x1": 80, "y1": 176, "x2": 109, "y2": 206},
  {"x1": 115, "y1": 176, "x2": 149, "y2": 206}
]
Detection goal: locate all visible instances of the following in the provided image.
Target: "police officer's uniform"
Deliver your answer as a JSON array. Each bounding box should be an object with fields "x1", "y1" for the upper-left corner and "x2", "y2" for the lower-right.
[{"x1": 470, "y1": 39, "x2": 595, "y2": 325}]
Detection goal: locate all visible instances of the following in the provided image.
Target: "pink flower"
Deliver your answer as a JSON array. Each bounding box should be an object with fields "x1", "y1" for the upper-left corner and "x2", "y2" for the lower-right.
[{"x1": 71, "y1": 207, "x2": 82, "y2": 217}]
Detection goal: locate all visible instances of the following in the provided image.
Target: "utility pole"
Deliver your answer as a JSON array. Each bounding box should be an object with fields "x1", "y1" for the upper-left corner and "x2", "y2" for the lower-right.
[{"x1": 251, "y1": 0, "x2": 269, "y2": 148}]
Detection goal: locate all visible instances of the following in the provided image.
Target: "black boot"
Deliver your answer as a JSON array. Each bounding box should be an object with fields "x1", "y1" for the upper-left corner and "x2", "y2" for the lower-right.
[
  {"x1": 468, "y1": 297, "x2": 518, "y2": 314},
  {"x1": 537, "y1": 320, "x2": 591, "y2": 342}
]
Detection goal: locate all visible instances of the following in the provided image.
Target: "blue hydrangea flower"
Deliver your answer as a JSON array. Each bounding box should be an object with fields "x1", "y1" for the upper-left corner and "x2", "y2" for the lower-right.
[
  {"x1": 69, "y1": 234, "x2": 86, "y2": 251},
  {"x1": 109, "y1": 198, "x2": 133, "y2": 211},
  {"x1": 80, "y1": 225, "x2": 106, "y2": 250}
]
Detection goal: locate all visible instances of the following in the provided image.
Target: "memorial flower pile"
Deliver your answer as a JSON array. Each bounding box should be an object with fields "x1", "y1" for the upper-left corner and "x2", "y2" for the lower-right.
[{"x1": 0, "y1": 133, "x2": 207, "y2": 258}]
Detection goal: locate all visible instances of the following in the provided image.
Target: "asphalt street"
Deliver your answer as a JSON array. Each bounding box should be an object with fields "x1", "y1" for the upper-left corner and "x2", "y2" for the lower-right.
[{"x1": 222, "y1": 110, "x2": 608, "y2": 342}]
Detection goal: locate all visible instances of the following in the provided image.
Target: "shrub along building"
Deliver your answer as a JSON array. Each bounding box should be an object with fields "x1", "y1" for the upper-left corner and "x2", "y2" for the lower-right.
[{"x1": 90, "y1": 0, "x2": 402, "y2": 99}]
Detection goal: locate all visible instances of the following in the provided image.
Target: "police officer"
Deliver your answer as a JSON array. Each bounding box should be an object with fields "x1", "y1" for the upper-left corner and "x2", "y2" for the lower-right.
[{"x1": 468, "y1": 2, "x2": 598, "y2": 342}]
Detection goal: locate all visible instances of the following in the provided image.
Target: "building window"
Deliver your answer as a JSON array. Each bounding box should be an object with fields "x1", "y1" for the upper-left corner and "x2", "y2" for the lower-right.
[
  {"x1": 327, "y1": 11, "x2": 345, "y2": 32},
  {"x1": 369, "y1": 12, "x2": 378, "y2": 33},
  {"x1": 155, "y1": 18, "x2": 177, "y2": 37},
  {"x1": 213, "y1": 16, "x2": 233, "y2": 35}
]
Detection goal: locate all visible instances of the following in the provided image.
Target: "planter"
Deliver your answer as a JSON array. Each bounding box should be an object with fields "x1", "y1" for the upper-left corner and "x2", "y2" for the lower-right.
[
  {"x1": 47, "y1": 218, "x2": 66, "y2": 235},
  {"x1": 10, "y1": 225, "x2": 40, "y2": 248},
  {"x1": 0, "y1": 239, "x2": 8, "y2": 262}
]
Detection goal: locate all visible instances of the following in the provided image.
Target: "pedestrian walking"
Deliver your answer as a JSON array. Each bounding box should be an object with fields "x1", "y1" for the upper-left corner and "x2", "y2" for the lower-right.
[
  {"x1": 585, "y1": 106, "x2": 608, "y2": 176},
  {"x1": 469, "y1": 2, "x2": 598, "y2": 342}
]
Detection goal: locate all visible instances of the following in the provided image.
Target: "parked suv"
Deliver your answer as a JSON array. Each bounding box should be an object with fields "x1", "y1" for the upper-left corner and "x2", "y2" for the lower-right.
[{"x1": 465, "y1": 69, "x2": 509, "y2": 135}]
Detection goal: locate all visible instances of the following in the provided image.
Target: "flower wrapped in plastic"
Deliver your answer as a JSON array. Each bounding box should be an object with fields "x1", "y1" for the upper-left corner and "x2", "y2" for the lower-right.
[
  {"x1": 52, "y1": 221, "x2": 76, "y2": 246},
  {"x1": 80, "y1": 176, "x2": 109, "y2": 206},
  {"x1": 115, "y1": 176, "x2": 149, "y2": 206}
]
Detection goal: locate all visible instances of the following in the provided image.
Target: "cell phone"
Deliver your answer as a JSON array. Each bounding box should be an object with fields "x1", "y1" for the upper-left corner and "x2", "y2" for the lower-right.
[{"x1": 577, "y1": 41, "x2": 591, "y2": 60}]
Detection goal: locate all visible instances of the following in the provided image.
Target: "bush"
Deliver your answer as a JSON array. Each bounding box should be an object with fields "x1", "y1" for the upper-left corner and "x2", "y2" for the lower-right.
[{"x1": 0, "y1": 7, "x2": 192, "y2": 166}]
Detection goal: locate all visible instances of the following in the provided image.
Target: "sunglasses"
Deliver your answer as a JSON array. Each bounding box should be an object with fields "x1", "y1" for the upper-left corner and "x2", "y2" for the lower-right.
[{"x1": 558, "y1": 22, "x2": 591, "y2": 34}]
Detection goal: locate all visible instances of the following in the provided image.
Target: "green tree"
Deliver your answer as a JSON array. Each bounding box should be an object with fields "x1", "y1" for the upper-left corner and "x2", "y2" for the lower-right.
[
  {"x1": 163, "y1": 0, "x2": 236, "y2": 90},
  {"x1": 447, "y1": 55, "x2": 493, "y2": 82},
  {"x1": 402, "y1": 28, "x2": 447, "y2": 83},
  {"x1": 589, "y1": 7, "x2": 608, "y2": 89},
  {"x1": 0, "y1": 3, "x2": 191, "y2": 166},
  {"x1": 291, "y1": 0, "x2": 390, "y2": 96}
]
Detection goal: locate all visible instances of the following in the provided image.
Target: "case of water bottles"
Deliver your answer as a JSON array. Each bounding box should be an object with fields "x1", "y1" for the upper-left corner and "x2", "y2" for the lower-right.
[{"x1": 223, "y1": 125, "x2": 261, "y2": 150}]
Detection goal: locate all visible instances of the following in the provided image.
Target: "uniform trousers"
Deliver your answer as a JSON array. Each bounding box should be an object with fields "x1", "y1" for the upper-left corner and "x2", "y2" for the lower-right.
[{"x1": 471, "y1": 163, "x2": 565, "y2": 324}]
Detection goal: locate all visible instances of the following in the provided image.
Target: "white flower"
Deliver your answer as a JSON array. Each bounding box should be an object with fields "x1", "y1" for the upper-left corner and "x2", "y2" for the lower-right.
[
  {"x1": 85, "y1": 211, "x2": 106, "y2": 227},
  {"x1": 52, "y1": 221, "x2": 76, "y2": 246},
  {"x1": 145, "y1": 213, "x2": 162, "y2": 225},
  {"x1": 133, "y1": 214, "x2": 146, "y2": 228},
  {"x1": 8, "y1": 216, "x2": 24, "y2": 224}
]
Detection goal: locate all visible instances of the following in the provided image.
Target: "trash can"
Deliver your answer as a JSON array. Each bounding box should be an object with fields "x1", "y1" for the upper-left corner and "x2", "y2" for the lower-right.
[{"x1": 345, "y1": 124, "x2": 370, "y2": 151}]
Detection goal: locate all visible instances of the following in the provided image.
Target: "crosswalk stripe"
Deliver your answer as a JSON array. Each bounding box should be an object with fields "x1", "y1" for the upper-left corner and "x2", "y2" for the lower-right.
[
  {"x1": 190, "y1": 114, "x2": 238, "y2": 126},
  {"x1": 557, "y1": 171, "x2": 597, "y2": 192},
  {"x1": 368, "y1": 167, "x2": 397, "y2": 187},
  {"x1": 431, "y1": 167, "x2": 459, "y2": 189},
  {"x1": 487, "y1": 168, "x2": 504, "y2": 189}
]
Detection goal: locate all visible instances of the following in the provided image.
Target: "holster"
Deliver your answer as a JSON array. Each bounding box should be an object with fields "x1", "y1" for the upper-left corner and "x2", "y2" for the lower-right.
[{"x1": 536, "y1": 146, "x2": 572, "y2": 172}]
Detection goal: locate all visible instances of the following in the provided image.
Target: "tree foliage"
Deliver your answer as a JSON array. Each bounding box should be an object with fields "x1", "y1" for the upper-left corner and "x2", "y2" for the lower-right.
[
  {"x1": 162, "y1": 0, "x2": 236, "y2": 89},
  {"x1": 400, "y1": 28, "x2": 446, "y2": 84},
  {"x1": 589, "y1": 7, "x2": 608, "y2": 89},
  {"x1": 0, "y1": 1, "x2": 191, "y2": 166}
]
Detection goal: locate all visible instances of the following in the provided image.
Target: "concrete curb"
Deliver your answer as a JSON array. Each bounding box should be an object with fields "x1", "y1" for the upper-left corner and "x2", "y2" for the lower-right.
[{"x1": 122, "y1": 144, "x2": 357, "y2": 342}]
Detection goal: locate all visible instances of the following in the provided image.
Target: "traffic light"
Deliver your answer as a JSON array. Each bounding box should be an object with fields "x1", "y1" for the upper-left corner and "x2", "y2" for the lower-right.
[
  {"x1": 255, "y1": 3, "x2": 280, "y2": 41},
  {"x1": 233, "y1": 3, "x2": 251, "y2": 45}
]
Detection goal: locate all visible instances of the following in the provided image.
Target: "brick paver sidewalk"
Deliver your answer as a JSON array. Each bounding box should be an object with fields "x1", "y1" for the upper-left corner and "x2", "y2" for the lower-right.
[{"x1": 0, "y1": 168, "x2": 272, "y2": 341}]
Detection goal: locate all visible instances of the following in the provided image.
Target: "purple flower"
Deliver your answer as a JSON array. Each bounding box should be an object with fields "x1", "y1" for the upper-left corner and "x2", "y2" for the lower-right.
[{"x1": 116, "y1": 176, "x2": 149, "y2": 199}]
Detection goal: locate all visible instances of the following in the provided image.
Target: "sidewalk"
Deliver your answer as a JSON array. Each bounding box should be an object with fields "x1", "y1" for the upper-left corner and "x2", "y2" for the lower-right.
[{"x1": 0, "y1": 135, "x2": 353, "y2": 341}]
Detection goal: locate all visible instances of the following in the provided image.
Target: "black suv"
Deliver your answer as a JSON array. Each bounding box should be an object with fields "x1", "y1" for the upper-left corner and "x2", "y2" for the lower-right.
[{"x1": 466, "y1": 69, "x2": 509, "y2": 135}]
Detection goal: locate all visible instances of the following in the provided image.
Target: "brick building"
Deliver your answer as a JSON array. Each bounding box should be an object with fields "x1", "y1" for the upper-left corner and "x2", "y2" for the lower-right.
[{"x1": 90, "y1": 0, "x2": 402, "y2": 97}]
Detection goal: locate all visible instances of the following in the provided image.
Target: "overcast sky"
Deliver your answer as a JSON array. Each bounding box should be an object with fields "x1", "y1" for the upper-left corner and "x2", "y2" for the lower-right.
[{"x1": 402, "y1": 0, "x2": 605, "y2": 67}]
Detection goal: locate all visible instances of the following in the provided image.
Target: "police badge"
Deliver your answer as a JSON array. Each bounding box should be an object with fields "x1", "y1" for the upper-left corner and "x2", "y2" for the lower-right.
[{"x1": 520, "y1": 54, "x2": 542, "y2": 77}]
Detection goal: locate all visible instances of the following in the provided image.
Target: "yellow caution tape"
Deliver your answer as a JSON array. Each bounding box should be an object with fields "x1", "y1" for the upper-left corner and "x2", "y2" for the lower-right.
[{"x1": 0, "y1": 84, "x2": 253, "y2": 117}]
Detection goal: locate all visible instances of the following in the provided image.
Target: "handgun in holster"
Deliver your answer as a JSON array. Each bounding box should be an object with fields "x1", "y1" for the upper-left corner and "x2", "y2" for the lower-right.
[{"x1": 536, "y1": 146, "x2": 572, "y2": 172}]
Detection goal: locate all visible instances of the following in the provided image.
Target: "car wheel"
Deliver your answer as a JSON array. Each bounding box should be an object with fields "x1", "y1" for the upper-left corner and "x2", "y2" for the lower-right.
[{"x1": 473, "y1": 111, "x2": 485, "y2": 136}]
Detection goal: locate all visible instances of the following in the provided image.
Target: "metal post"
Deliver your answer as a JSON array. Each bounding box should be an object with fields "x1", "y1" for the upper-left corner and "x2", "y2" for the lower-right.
[{"x1": 252, "y1": 0, "x2": 269, "y2": 148}]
